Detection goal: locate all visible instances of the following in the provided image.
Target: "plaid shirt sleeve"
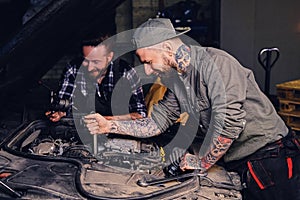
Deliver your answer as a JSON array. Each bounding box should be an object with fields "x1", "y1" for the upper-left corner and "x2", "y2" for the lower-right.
[
  {"x1": 58, "y1": 62, "x2": 78, "y2": 101},
  {"x1": 124, "y1": 66, "x2": 147, "y2": 117}
]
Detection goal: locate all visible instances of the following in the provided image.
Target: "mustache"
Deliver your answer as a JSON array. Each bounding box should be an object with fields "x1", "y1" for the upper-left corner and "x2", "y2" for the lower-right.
[
  {"x1": 87, "y1": 67, "x2": 106, "y2": 75},
  {"x1": 87, "y1": 68, "x2": 107, "y2": 80}
]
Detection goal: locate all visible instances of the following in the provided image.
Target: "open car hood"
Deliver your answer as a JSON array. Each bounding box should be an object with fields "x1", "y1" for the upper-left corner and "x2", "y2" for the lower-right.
[
  {"x1": 0, "y1": 0, "x2": 124, "y2": 107},
  {"x1": 0, "y1": 119, "x2": 242, "y2": 199}
]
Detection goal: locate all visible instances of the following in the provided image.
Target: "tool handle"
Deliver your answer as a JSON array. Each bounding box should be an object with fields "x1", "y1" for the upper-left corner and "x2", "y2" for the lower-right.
[{"x1": 258, "y1": 47, "x2": 280, "y2": 71}]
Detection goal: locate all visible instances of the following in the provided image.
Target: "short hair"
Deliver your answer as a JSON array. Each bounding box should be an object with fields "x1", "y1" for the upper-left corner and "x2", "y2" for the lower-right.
[{"x1": 80, "y1": 34, "x2": 114, "y2": 53}]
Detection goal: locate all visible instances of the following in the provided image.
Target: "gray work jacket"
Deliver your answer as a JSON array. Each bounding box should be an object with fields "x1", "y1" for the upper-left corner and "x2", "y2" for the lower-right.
[{"x1": 151, "y1": 45, "x2": 288, "y2": 162}]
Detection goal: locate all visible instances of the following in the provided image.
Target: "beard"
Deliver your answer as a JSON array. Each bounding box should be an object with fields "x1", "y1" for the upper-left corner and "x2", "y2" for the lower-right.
[
  {"x1": 158, "y1": 55, "x2": 178, "y2": 78},
  {"x1": 158, "y1": 55, "x2": 180, "y2": 88},
  {"x1": 88, "y1": 68, "x2": 107, "y2": 80},
  {"x1": 86, "y1": 67, "x2": 107, "y2": 82},
  {"x1": 83, "y1": 67, "x2": 108, "y2": 85}
]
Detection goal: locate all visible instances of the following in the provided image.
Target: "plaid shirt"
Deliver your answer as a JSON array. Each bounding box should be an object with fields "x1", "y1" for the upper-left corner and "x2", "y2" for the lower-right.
[{"x1": 58, "y1": 59, "x2": 147, "y2": 117}]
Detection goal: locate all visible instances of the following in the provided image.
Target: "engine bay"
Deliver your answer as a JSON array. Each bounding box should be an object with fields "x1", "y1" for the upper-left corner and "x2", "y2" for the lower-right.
[
  {"x1": 10, "y1": 118, "x2": 165, "y2": 173},
  {"x1": 2, "y1": 119, "x2": 243, "y2": 199}
]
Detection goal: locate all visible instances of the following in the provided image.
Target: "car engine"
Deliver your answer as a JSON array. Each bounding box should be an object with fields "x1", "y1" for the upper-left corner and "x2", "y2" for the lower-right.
[{"x1": 21, "y1": 119, "x2": 164, "y2": 173}]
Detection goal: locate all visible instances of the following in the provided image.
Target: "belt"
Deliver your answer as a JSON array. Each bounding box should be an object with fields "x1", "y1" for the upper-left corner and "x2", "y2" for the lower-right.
[
  {"x1": 254, "y1": 139, "x2": 284, "y2": 156},
  {"x1": 226, "y1": 134, "x2": 299, "y2": 171}
]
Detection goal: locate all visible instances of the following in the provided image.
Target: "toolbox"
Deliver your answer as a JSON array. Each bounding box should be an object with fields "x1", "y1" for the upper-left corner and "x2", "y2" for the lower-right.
[{"x1": 276, "y1": 79, "x2": 300, "y2": 132}]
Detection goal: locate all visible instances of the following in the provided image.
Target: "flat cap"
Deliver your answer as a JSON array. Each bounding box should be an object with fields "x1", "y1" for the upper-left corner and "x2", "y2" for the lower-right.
[{"x1": 132, "y1": 18, "x2": 190, "y2": 49}]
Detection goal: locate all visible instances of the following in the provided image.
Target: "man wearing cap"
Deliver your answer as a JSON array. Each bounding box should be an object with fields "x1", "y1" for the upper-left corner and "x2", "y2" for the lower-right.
[{"x1": 84, "y1": 18, "x2": 300, "y2": 200}]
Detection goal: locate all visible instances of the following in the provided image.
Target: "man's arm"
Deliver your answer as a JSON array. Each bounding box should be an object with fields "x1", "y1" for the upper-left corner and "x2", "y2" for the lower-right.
[
  {"x1": 84, "y1": 113, "x2": 161, "y2": 138},
  {"x1": 84, "y1": 88, "x2": 181, "y2": 137},
  {"x1": 46, "y1": 62, "x2": 78, "y2": 121},
  {"x1": 180, "y1": 50, "x2": 247, "y2": 172},
  {"x1": 58, "y1": 62, "x2": 78, "y2": 101},
  {"x1": 104, "y1": 112, "x2": 143, "y2": 120},
  {"x1": 180, "y1": 135, "x2": 233, "y2": 171},
  {"x1": 200, "y1": 135, "x2": 233, "y2": 169}
]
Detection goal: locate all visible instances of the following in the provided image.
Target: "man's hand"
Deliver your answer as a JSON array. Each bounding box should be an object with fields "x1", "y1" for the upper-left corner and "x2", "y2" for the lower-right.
[
  {"x1": 179, "y1": 153, "x2": 203, "y2": 171},
  {"x1": 84, "y1": 113, "x2": 110, "y2": 134},
  {"x1": 45, "y1": 111, "x2": 66, "y2": 122}
]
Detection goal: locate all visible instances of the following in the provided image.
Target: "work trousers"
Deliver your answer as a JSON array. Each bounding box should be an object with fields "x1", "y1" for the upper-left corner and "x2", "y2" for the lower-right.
[{"x1": 227, "y1": 134, "x2": 300, "y2": 200}]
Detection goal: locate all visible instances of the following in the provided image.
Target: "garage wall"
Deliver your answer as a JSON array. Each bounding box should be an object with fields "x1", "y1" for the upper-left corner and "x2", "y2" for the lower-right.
[
  {"x1": 220, "y1": 0, "x2": 300, "y2": 95},
  {"x1": 117, "y1": 0, "x2": 214, "y2": 31}
]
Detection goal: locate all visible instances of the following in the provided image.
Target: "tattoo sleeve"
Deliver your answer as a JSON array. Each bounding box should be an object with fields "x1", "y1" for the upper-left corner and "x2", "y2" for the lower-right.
[
  {"x1": 109, "y1": 118, "x2": 161, "y2": 138},
  {"x1": 200, "y1": 135, "x2": 233, "y2": 170}
]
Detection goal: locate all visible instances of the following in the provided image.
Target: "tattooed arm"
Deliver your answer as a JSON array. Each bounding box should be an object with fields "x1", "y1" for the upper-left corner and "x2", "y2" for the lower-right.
[
  {"x1": 180, "y1": 135, "x2": 233, "y2": 171},
  {"x1": 84, "y1": 113, "x2": 161, "y2": 138},
  {"x1": 200, "y1": 135, "x2": 233, "y2": 170},
  {"x1": 84, "y1": 88, "x2": 181, "y2": 138}
]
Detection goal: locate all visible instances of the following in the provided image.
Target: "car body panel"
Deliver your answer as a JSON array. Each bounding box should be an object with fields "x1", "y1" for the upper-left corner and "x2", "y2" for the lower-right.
[{"x1": 0, "y1": 119, "x2": 242, "y2": 199}]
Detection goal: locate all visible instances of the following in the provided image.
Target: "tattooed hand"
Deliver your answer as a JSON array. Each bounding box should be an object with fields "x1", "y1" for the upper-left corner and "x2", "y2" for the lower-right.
[
  {"x1": 179, "y1": 153, "x2": 205, "y2": 172},
  {"x1": 84, "y1": 113, "x2": 110, "y2": 134}
]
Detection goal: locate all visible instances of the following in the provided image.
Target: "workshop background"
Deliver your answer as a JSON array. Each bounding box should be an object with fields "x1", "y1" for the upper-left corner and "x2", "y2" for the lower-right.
[
  {"x1": 0, "y1": 0, "x2": 300, "y2": 135},
  {"x1": 81, "y1": 0, "x2": 300, "y2": 95}
]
